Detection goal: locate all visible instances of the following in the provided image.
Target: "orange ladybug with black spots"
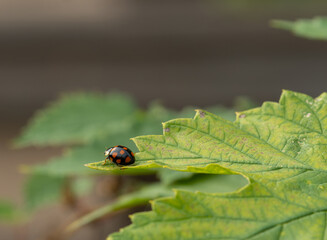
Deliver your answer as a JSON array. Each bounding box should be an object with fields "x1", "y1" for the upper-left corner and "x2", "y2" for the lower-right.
[{"x1": 103, "y1": 145, "x2": 135, "y2": 166}]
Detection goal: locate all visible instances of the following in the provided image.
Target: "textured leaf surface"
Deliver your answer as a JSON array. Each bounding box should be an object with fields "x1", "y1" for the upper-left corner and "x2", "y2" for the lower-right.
[
  {"x1": 67, "y1": 174, "x2": 246, "y2": 232},
  {"x1": 86, "y1": 90, "x2": 327, "y2": 239},
  {"x1": 16, "y1": 92, "x2": 137, "y2": 146},
  {"x1": 272, "y1": 17, "x2": 327, "y2": 40}
]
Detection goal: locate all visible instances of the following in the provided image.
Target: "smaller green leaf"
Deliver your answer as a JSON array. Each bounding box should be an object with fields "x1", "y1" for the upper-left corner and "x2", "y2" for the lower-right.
[
  {"x1": 16, "y1": 92, "x2": 137, "y2": 147},
  {"x1": 272, "y1": 17, "x2": 327, "y2": 40}
]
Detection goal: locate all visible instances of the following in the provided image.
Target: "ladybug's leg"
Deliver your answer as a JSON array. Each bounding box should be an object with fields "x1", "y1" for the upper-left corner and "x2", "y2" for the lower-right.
[{"x1": 102, "y1": 158, "x2": 109, "y2": 165}]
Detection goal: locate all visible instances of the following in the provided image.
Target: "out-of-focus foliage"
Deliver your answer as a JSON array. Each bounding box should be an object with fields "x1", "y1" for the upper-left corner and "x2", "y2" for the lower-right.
[
  {"x1": 272, "y1": 17, "x2": 327, "y2": 40},
  {"x1": 16, "y1": 92, "x2": 137, "y2": 147},
  {"x1": 7, "y1": 92, "x2": 255, "y2": 234}
]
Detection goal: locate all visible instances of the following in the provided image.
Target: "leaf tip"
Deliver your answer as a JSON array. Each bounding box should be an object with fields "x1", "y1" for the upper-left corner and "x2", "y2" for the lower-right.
[
  {"x1": 270, "y1": 19, "x2": 294, "y2": 30},
  {"x1": 84, "y1": 163, "x2": 96, "y2": 169}
]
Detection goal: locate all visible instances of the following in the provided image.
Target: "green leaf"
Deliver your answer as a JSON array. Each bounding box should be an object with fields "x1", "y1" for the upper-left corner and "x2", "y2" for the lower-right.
[
  {"x1": 16, "y1": 92, "x2": 137, "y2": 146},
  {"x1": 86, "y1": 90, "x2": 327, "y2": 239},
  {"x1": 67, "y1": 174, "x2": 246, "y2": 232},
  {"x1": 272, "y1": 17, "x2": 327, "y2": 40}
]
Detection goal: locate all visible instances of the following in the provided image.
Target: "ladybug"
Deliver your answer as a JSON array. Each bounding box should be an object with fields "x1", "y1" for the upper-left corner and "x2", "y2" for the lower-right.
[{"x1": 103, "y1": 145, "x2": 135, "y2": 166}]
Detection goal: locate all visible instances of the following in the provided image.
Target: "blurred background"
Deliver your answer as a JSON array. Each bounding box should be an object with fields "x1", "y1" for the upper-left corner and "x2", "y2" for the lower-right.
[{"x1": 1, "y1": 0, "x2": 327, "y2": 239}]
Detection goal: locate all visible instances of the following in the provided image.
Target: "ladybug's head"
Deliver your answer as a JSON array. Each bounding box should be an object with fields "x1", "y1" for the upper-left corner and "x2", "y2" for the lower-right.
[{"x1": 104, "y1": 147, "x2": 112, "y2": 157}]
